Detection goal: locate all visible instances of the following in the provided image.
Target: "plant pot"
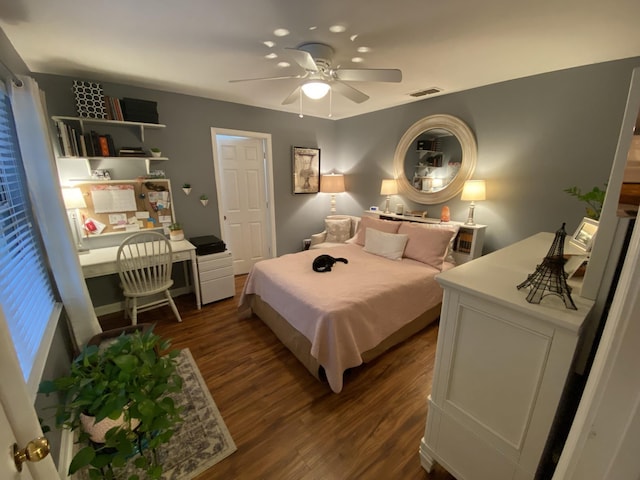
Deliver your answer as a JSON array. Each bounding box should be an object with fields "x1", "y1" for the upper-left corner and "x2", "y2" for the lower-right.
[
  {"x1": 182, "y1": 187, "x2": 192, "y2": 196},
  {"x1": 200, "y1": 199, "x2": 208, "y2": 207},
  {"x1": 170, "y1": 230, "x2": 184, "y2": 241},
  {"x1": 150, "y1": 151, "x2": 162, "y2": 158},
  {"x1": 80, "y1": 412, "x2": 141, "y2": 444}
]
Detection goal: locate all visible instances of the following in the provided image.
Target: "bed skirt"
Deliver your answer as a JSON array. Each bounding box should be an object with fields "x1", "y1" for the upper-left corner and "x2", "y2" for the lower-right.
[{"x1": 245, "y1": 293, "x2": 442, "y2": 385}]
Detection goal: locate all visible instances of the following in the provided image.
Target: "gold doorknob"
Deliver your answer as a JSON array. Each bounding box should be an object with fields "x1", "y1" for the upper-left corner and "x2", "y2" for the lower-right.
[{"x1": 13, "y1": 437, "x2": 50, "y2": 472}]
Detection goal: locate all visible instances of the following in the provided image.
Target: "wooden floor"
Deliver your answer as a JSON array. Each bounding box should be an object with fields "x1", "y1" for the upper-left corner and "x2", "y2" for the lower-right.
[{"x1": 99, "y1": 276, "x2": 456, "y2": 480}]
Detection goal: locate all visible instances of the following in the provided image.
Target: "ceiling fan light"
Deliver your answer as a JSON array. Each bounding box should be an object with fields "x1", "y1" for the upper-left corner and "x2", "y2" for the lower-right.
[{"x1": 301, "y1": 81, "x2": 330, "y2": 99}]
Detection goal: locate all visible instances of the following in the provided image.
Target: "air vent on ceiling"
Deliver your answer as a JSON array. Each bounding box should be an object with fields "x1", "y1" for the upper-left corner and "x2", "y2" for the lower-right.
[{"x1": 409, "y1": 87, "x2": 442, "y2": 98}]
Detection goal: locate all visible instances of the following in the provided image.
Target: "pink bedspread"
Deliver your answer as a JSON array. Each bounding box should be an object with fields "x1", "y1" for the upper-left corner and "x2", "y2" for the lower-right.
[{"x1": 238, "y1": 244, "x2": 446, "y2": 393}]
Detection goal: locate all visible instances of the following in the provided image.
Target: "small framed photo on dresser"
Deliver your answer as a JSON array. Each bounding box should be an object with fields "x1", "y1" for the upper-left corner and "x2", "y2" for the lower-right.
[{"x1": 569, "y1": 217, "x2": 599, "y2": 252}]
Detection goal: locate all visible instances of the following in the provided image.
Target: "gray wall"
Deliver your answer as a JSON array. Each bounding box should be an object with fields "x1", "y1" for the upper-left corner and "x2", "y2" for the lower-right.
[
  {"x1": 335, "y1": 57, "x2": 640, "y2": 252},
  {"x1": 37, "y1": 57, "x2": 640, "y2": 258}
]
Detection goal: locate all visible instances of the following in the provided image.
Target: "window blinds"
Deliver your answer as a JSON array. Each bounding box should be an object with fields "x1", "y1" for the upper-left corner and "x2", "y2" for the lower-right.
[{"x1": 0, "y1": 87, "x2": 56, "y2": 383}]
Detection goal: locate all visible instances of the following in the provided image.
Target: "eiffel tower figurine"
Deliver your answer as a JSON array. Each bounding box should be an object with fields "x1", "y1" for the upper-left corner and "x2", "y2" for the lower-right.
[{"x1": 516, "y1": 223, "x2": 577, "y2": 310}]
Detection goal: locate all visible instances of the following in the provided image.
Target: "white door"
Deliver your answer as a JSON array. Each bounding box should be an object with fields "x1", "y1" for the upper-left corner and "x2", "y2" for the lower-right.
[
  {"x1": 0, "y1": 308, "x2": 58, "y2": 479},
  {"x1": 211, "y1": 129, "x2": 276, "y2": 275}
]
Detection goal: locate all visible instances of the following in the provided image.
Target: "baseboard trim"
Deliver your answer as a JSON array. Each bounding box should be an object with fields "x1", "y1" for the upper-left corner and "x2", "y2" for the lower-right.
[{"x1": 93, "y1": 287, "x2": 192, "y2": 316}]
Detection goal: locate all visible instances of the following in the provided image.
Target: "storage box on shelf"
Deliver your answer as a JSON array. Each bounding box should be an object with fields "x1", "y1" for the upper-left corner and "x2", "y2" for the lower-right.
[{"x1": 363, "y1": 211, "x2": 486, "y2": 264}]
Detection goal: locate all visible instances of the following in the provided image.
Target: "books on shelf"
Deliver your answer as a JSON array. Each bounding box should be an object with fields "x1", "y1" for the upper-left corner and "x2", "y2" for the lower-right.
[{"x1": 455, "y1": 230, "x2": 474, "y2": 254}]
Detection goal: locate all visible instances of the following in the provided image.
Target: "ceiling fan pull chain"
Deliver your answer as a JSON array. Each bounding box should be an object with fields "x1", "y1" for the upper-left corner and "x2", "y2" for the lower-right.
[
  {"x1": 328, "y1": 88, "x2": 333, "y2": 118},
  {"x1": 299, "y1": 90, "x2": 304, "y2": 118}
]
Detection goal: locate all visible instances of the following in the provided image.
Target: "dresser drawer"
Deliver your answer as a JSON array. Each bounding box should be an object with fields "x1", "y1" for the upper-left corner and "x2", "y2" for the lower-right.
[{"x1": 199, "y1": 266, "x2": 234, "y2": 282}]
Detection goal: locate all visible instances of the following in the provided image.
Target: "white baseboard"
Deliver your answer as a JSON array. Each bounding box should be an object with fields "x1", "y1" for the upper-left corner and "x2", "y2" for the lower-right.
[{"x1": 93, "y1": 286, "x2": 192, "y2": 317}]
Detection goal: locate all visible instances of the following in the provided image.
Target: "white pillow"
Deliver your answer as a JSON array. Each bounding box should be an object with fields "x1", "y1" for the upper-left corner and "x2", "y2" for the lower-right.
[
  {"x1": 325, "y1": 218, "x2": 352, "y2": 243},
  {"x1": 363, "y1": 228, "x2": 409, "y2": 261}
]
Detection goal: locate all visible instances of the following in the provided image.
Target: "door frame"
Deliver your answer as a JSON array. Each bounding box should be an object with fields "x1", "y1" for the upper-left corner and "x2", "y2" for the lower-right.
[{"x1": 210, "y1": 128, "x2": 277, "y2": 259}]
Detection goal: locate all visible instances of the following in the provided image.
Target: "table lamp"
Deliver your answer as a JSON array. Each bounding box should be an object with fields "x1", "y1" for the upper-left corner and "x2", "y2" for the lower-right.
[
  {"x1": 380, "y1": 179, "x2": 398, "y2": 213},
  {"x1": 62, "y1": 187, "x2": 90, "y2": 254},
  {"x1": 461, "y1": 179, "x2": 486, "y2": 225},
  {"x1": 320, "y1": 173, "x2": 345, "y2": 213}
]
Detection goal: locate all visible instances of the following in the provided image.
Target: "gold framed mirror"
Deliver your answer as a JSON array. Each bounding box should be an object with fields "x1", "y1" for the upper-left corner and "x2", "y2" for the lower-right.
[{"x1": 393, "y1": 114, "x2": 477, "y2": 204}]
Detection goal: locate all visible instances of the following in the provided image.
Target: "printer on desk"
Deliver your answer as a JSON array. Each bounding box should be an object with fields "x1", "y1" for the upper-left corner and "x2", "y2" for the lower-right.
[
  {"x1": 189, "y1": 235, "x2": 226, "y2": 256},
  {"x1": 189, "y1": 235, "x2": 234, "y2": 304}
]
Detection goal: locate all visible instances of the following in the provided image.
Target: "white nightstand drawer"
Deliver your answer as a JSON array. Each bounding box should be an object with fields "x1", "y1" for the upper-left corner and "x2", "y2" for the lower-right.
[{"x1": 200, "y1": 265, "x2": 234, "y2": 282}]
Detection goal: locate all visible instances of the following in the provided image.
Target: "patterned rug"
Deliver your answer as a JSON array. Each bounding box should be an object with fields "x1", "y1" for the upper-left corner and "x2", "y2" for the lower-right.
[{"x1": 76, "y1": 348, "x2": 236, "y2": 479}]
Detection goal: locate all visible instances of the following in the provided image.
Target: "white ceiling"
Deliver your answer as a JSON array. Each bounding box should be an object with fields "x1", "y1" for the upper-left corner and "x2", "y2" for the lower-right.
[{"x1": 2, "y1": 0, "x2": 640, "y2": 120}]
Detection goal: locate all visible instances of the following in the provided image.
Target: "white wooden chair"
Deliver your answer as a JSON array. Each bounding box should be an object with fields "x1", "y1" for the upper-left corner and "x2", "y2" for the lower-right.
[{"x1": 116, "y1": 231, "x2": 182, "y2": 325}]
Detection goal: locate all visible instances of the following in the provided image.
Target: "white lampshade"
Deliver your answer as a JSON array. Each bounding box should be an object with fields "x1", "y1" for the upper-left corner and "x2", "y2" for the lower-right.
[
  {"x1": 380, "y1": 179, "x2": 398, "y2": 195},
  {"x1": 62, "y1": 187, "x2": 87, "y2": 209},
  {"x1": 461, "y1": 180, "x2": 486, "y2": 201},
  {"x1": 320, "y1": 173, "x2": 345, "y2": 193},
  {"x1": 301, "y1": 81, "x2": 330, "y2": 100}
]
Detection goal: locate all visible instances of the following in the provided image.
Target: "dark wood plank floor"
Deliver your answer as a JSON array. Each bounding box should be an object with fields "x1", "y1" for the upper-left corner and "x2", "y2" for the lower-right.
[{"x1": 99, "y1": 276, "x2": 455, "y2": 480}]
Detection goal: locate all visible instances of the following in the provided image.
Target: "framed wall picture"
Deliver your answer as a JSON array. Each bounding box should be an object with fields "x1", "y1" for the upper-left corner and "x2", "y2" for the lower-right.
[
  {"x1": 292, "y1": 146, "x2": 320, "y2": 194},
  {"x1": 570, "y1": 217, "x2": 599, "y2": 252}
]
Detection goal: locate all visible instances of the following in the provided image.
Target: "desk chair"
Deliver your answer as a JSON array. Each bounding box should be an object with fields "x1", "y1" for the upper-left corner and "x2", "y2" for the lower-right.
[{"x1": 117, "y1": 232, "x2": 182, "y2": 325}]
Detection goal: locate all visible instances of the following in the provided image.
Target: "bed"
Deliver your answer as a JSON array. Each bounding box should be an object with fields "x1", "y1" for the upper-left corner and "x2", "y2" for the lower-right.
[{"x1": 238, "y1": 217, "x2": 459, "y2": 393}]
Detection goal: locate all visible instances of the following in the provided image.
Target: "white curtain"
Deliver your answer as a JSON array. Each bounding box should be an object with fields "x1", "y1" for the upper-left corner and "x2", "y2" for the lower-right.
[{"x1": 9, "y1": 76, "x2": 101, "y2": 350}]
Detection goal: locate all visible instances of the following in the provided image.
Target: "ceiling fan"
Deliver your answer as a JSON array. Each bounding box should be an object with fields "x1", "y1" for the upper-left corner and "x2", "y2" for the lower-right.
[{"x1": 230, "y1": 42, "x2": 402, "y2": 105}]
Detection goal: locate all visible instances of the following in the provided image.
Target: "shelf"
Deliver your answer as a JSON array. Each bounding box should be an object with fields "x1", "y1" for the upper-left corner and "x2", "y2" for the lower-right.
[
  {"x1": 58, "y1": 156, "x2": 168, "y2": 176},
  {"x1": 52, "y1": 116, "x2": 165, "y2": 142}
]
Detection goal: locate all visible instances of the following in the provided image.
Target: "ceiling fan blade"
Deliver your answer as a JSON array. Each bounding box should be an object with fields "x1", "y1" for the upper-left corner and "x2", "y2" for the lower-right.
[
  {"x1": 334, "y1": 68, "x2": 402, "y2": 83},
  {"x1": 331, "y1": 81, "x2": 369, "y2": 104},
  {"x1": 229, "y1": 74, "x2": 303, "y2": 83},
  {"x1": 285, "y1": 48, "x2": 319, "y2": 72},
  {"x1": 282, "y1": 86, "x2": 301, "y2": 105}
]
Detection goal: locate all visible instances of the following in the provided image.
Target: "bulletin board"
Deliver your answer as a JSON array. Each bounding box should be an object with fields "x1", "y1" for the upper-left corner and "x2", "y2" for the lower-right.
[{"x1": 70, "y1": 179, "x2": 175, "y2": 236}]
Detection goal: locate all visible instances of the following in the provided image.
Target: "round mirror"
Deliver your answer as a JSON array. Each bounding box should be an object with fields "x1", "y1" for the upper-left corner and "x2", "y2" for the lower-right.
[{"x1": 393, "y1": 114, "x2": 477, "y2": 204}]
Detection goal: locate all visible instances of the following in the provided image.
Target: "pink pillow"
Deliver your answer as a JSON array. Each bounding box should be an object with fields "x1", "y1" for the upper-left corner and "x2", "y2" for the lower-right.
[
  {"x1": 350, "y1": 216, "x2": 401, "y2": 246},
  {"x1": 398, "y1": 222, "x2": 458, "y2": 270}
]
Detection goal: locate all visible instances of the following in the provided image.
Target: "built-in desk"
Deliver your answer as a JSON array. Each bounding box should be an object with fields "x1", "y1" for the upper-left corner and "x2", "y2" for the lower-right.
[{"x1": 78, "y1": 239, "x2": 201, "y2": 310}]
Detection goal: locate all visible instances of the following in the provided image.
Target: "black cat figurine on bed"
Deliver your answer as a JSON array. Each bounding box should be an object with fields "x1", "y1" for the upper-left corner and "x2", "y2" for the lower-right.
[{"x1": 312, "y1": 254, "x2": 348, "y2": 273}]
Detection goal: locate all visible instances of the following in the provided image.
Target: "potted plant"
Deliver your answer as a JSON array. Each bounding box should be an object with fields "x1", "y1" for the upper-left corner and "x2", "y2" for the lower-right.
[
  {"x1": 168, "y1": 222, "x2": 184, "y2": 241},
  {"x1": 199, "y1": 194, "x2": 208, "y2": 207},
  {"x1": 564, "y1": 184, "x2": 607, "y2": 220},
  {"x1": 149, "y1": 147, "x2": 162, "y2": 158},
  {"x1": 39, "y1": 327, "x2": 183, "y2": 479},
  {"x1": 182, "y1": 183, "x2": 192, "y2": 196}
]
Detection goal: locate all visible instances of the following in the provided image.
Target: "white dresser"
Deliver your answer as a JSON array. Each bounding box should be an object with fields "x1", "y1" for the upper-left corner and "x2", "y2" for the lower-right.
[
  {"x1": 420, "y1": 233, "x2": 594, "y2": 480},
  {"x1": 196, "y1": 250, "x2": 235, "y2": 305}
]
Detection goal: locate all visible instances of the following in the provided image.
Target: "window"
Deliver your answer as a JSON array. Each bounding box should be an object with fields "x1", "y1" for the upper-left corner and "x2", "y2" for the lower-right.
[{"x1": 0, "y1": 85, "x2": 57, "y2": 387}]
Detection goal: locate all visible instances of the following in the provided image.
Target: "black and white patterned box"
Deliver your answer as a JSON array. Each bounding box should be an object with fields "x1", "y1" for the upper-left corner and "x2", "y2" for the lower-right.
[{"x1": 73, "y1": 80, "x2": 107, "y2": 119}]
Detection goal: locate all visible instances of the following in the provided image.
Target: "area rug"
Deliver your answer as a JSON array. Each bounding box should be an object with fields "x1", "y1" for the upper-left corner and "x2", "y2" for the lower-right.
[{"x1": 76, "y1": 348, "x2": 237, "y2": 479}]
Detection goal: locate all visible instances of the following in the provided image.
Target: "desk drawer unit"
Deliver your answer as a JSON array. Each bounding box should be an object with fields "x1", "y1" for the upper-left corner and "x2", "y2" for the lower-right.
[{"x1": 196, "y1": 251, "x2": 234, "y2": 304}]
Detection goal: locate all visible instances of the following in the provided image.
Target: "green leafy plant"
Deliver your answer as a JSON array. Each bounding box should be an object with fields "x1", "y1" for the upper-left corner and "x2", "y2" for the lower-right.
[
  {"x1": 182, "y1": 183, "x2": 191, "y2": 189},
  {"x1": 199, "y1": 194, "x2": 208, "y2": 200},
  {"x1": 39, "y1": 328, "x2": 183, "y2": 480},
  {"x1": 564, "y1": 184, "x2": 607, "y2": 220},
  {"x1": 149, "y1": 147, "x2": 161, "y2": 153},
  {"x1": 168, "y1": 222, "x2": 182, "y2": 231}
]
